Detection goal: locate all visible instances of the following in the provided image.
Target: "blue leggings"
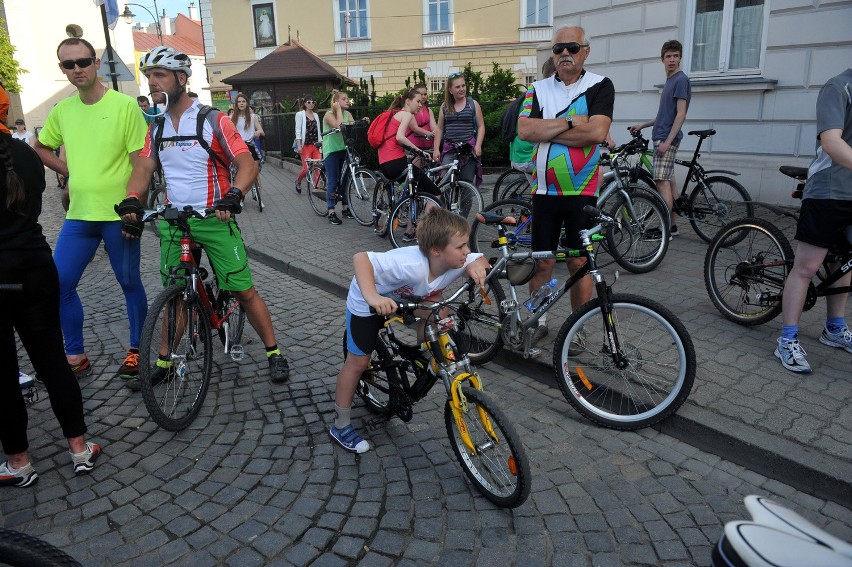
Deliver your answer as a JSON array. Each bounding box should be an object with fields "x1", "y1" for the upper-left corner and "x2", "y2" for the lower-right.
[
  {"x1": 53, "y1": 220, "x2": 147, "y2": 355},
  {"x1": 323, "y1": 150, "x2": 350, "y2": 210}
]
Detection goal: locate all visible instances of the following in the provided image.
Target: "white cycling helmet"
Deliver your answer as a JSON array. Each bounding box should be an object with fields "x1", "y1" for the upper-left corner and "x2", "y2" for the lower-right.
[{"x1": 139, "y1": 46, "x2": 192, "y2": 77}]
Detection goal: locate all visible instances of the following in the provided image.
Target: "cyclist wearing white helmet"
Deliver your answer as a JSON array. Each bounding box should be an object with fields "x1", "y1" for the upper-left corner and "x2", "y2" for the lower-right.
[{"x1": 118, "y1": 46, "x2": 291, "y2": 385}]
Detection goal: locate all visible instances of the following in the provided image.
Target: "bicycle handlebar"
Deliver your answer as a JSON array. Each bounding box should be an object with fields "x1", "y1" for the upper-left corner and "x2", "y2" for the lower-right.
[
  {"x1": 139, "y1": 204, "x2": 216, "y2": 223},
  {"x1": 367, "y1": 283, "x2": 473, "y2": 318}
]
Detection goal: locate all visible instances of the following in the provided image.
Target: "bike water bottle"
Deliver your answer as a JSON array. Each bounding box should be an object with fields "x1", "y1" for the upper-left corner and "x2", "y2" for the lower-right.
[{"x1": 524, "y1": 279, "x2": 558, "y2": 312}]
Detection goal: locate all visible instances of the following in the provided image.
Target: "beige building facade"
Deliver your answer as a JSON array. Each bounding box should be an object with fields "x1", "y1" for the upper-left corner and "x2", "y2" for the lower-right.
[{"x1": 201, "y1": 0, "x2": 553, "y2": 101}]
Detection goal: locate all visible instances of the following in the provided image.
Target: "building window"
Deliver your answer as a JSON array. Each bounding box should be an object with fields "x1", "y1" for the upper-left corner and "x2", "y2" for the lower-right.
[
  {"x1": 426, "y1": 0, "x2": 450, "y2": 33},
  {"x1": 430, "y1": 78, "x2": 446, "y2": 93},
  {"x1": 337, "y1": 0, "x2": 369, "y2": 40},
  {"x1": 523, "y1": 0, "x2": 549, "y2": 27},
  {"x1": 689, "y1": 0, "x2": 766, "y2": 74}
]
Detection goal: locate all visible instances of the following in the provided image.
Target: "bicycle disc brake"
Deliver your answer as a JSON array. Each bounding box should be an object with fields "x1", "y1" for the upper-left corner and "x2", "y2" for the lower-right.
[{"x1": 229, "y1": 344, "x2": 245, "y2": 362}]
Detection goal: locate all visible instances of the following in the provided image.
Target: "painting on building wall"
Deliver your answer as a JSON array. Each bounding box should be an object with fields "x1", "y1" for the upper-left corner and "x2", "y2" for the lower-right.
[{"x1": 253, "y1": 3, "x2": 277, "y2": 47}]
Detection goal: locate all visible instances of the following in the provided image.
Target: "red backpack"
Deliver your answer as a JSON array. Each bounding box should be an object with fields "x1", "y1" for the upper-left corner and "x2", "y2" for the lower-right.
[{"x1": 367, "y1": 110, "x2": 394, "y2": 148}]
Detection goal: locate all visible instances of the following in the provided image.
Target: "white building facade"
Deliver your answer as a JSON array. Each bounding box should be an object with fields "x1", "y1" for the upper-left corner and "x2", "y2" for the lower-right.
[{"x1": 548, "y1": 1, "x2": 852, "y2": 204}]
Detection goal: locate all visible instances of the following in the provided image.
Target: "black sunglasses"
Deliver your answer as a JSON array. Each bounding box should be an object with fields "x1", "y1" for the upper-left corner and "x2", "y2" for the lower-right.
[
  {"x1": 552, "y1": 42, "x2": 588, "y2": 55},
  {"x1": 60, "y1": 57, "x2": 96, "y2": 70}
]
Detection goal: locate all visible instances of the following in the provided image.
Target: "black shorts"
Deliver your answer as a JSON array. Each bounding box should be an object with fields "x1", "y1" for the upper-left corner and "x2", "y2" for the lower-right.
[
  {"x1": 795, "y1": 199, "x2": 852, "y2": 251},
  {"x1": 531, "y1": 194, "x2": 597, "y2": 251},
  {"x1": 345, "y1": 311, "x2": 385, "y2": 356}
]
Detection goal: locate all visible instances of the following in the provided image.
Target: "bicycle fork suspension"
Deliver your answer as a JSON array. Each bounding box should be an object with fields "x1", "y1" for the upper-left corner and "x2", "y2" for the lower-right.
[
  {"x1": 447, "y1": 372, "x2": 498, "y2": 454},
  {"x1": 595, "y1": 277, "x2": 629, "y2": 369}
]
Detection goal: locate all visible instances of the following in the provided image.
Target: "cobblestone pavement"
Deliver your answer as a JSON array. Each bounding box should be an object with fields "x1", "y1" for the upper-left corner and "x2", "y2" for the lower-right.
[{"x1": 2, "y1": 164, "x2": 849, "y2": 566}]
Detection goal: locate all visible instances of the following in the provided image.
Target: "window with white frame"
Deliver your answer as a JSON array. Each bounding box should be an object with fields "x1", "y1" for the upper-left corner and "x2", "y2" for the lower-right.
[
  {"x1": 523, "y1": 0, "x2": 549, "y2": 27},
  {"x1": 426, "y1": 0, "x2": 450, "y2": 33},
  {"x1": 689, "y1": 0, "x2": 766, "y2": 74},
  {"x1": 337, "y1": 0, "x2": 369, "y2": 40},
  {"x1": 430, "y1": 78, "x2": 446, "y2": 93}
]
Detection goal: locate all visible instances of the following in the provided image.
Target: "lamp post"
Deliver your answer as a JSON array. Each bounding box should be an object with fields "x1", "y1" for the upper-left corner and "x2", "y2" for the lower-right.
[
  {"x1": 122, "y1": 2, "x2": 163, "y2": 44},
  {"x1": 343, "y1": 11, "x2": 351, "y2": 79}
]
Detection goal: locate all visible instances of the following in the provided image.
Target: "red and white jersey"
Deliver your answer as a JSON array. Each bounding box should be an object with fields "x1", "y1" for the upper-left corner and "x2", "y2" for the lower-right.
[{"x1": 141, "y1": 100, "x2": 249, "y2": 210}]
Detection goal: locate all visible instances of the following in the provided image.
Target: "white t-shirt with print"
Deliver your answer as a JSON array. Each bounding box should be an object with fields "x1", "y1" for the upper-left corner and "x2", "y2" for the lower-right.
[{"x1": 346, "y1": 246, "x2": 483, "y2": 316}]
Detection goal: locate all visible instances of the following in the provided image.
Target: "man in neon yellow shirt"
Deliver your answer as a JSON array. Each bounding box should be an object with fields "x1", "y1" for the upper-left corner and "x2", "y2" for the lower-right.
[{"x1": 34, "y1": 37, "x2": 149, "y2": 382}]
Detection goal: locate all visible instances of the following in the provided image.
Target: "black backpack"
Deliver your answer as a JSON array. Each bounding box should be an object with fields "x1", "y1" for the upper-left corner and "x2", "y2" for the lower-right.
[
  {"x1": 152, "y1": 104, "x2": 230, "y2": 173},
  {"x1": 500, "y1": 97, "x2": 523, "y2": 143}
]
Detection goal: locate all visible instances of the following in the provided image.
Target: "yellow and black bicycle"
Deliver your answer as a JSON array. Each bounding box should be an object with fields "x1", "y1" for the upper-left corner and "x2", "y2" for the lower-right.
[{"x1": 344, "y1": 290, "x2": 531, "y2": 508}]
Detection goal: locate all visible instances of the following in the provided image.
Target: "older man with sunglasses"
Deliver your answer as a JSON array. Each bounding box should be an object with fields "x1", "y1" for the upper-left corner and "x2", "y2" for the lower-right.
[
  {"x1": 517, "y1": 26, "x2": 614, "y2": 342},
  {"x1": 33, "y1": 38, "x2": 149, "y2": 382}
]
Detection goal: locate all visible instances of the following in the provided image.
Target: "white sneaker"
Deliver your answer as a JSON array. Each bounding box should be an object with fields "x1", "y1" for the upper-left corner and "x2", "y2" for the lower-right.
[
  {"x1": 819, "y1": 326, "x2": 852, "y2": 354},
  {"x1": 774, "y1": 338, "x2": 812, "y2": 374},
  {"x1": 18, "y1": 371, "x2": 34, "y2": 389}
]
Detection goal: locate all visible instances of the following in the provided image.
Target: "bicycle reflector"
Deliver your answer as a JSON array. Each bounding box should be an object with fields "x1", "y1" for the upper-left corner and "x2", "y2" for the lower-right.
[{"x1": 508, "y1": 456, "x2": 519, "y2": 476}]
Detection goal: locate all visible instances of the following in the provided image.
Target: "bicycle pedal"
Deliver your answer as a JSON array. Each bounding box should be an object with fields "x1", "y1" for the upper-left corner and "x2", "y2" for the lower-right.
[
  {"x1": 525, "y1": 348, "x2": 543, "y2": 359},
  {"x1": 229, "y1": 344, "x2": 245, "y2": 362}
]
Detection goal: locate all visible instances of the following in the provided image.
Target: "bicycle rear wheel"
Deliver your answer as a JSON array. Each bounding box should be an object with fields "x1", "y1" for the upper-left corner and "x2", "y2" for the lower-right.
[
  {"x1": 687, "y1": 176, "x2": 754, "y2": 243},
  {"x1": 0, "y1": 528, "x2": 82, "y2": 567},
  {"x1": 499, "y1": 177, "x2": 532, "y2": 201},
  {"x1": 491, "y1": 169, "x2": 527, "y2": 203},
  {"x1": 372, "y1": 181, "x2": 393, "y2": 237},
  {"x1": 388, "y1": 193, "x2": 443, "y2": 248},
  {"x1": 444, "y1": 386, "x2": 531, "y2": 508},
  {"x1": 345, "y1": 331, "x2": 402, "y2": 418},
  {"x1": 604, "y1": 188, "x2": 669, "y2": 274},
  {"x1": 139, "y1": 284, "x2": 213, "y2": 431},
  {"x1": 308, "y1": 170, "x2": 329, "y2": 216},
  {"x1": 469, "y1": 198, "x2": 533, "y2": 254},
  {"x1": 444, "y1": 180, "x2": 483, "y2": 225},
  {"x1": 346, "y1": 168, "x2": 377, "y2": 226},
  {"x1": 553, "y1": 293, "x2": 695, "y2": 430},
  {"x1": 704, "y1": 218, "x2": 793, "y2": 326}
]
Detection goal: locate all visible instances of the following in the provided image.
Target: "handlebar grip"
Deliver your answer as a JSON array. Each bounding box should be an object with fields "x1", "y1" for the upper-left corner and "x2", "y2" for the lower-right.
[{"x1": 583, "y1": 205, "x2": 601, "y2": 218}]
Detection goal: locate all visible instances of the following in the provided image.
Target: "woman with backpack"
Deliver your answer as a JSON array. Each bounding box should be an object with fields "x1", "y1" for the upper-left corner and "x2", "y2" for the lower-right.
[
  {"x1": 432, "y1": 73, "x2": 485, "y2": 187},
  {"x1": 294, "y1": 96, "x2": 322, "y2": 194},
  {"x1": 377, "y1": 88, "x2": 441, "y2": 198}
]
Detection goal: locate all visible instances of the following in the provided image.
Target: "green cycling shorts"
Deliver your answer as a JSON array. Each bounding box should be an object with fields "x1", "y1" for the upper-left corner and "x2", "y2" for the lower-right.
[{"x1": 159, "y1": 217, "x2": 253, "y2": 292}]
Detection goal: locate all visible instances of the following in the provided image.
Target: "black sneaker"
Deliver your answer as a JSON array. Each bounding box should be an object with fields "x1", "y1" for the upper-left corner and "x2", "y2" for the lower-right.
[
  {"x1": 670, "y1": 225, "x2": 679, "y2": 237},
  {"x1": 126, "y1": 361, "x2": 172, "y2": 391},
  {"x1": 328, "y1": 212, "x2": 342, "y2": 225},
  {"x1": 295, "y1": 180, "x2": 302, "y2": 194},
  {"x1": 269, "y1": 354, "x2": 290, "y2": 383},
  {"x1": 341, "y1": 208, "x2": 355, "y2": 219}
]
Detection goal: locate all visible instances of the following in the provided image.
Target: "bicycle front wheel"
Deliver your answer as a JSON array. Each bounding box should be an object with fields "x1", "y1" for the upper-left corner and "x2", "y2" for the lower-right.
[
  {"x1": 604, "y1": 188, "x2": 670, "y2": 274},
  {"x1": 444, "y1": 386, "x2": 531, "y2": 508},
  {"x1": 553, "y1": 294, "x2": 695, "y2": 430},
  {"x1": 451, "y1": 278, "x2": 506, "y2": 365},
  {"x1": 499, "y1": 177, "x2": 532, "y2": 201},
  {"x1": 139, "y1": 284, "x2": 213, "y2": 431},
  {"x1": 346, "y1": 168, "x2": 378, "y2": 226},
  {"x1": 388, "y1": 193, "x2": 443, "y2": 248},
  {"x1": 469, "y1": 198, "x2": 533, "y2": 254},
  {"x1": 308, "y1": 170, "x2": 329, "y2": 216},
  {"x1": 491, "y1": 169, "x2": 526, "y2": 203},
  {"x1": 444, "y1": 180, "x2": 483, "y2": 225},
  {"x1": 687, "y1": 176, "x2": 754, "y2": 243},
  {"x1": 704, "y1": 218, "x2": 793, "y2": 326}
]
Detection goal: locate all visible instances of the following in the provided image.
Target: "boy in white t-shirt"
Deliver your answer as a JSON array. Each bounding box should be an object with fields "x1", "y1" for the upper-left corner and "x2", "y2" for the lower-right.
[{"x1": 329, "y1": 208, "x2": 489, "y2": 453}]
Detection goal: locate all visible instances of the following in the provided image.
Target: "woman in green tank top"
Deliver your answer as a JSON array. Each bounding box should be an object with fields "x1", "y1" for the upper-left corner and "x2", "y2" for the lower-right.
[{"x1": 322, "y1": 91, "x2": 355, "y2": 225}]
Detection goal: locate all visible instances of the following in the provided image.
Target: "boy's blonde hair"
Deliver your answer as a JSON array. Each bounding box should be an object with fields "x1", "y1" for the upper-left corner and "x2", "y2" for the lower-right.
[{"x1": 417, "y1": 208, "x2": 470, "y2": 255}]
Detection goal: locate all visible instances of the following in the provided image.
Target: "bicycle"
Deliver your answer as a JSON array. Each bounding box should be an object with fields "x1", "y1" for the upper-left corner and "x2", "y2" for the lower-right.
[
  {"x1": 137, "y1": 204, "x2": 247, "y2": 431},
  {"x1": 317, "y1": 123, "x2": 377, "y2": 225},
  {"x1": 454, "y1": 206, "x2": 696, "y2": 429},
  {"x1": 0, "y1": 527, "x2": 82, "y2": 567},
  {"x1": 667, "y1": 129, "x2": 754, "y2": 242},
  {"x1": 426, "y1": 141, "x2": 484, "y2": 225},
  {"x1": 490, "y1": 166, "x2": 528, "y2": 203},
  {"x1": 471, "y1": 151, "x2": 671, "y2": 275},
  {"x1": 248, "y1": 155, "x2": 263, "y2": 213},
  {"x1": 704, "y1": 166, "x2": 852, "y2": 326},
  {"x1": 345, "y1": 290, "x2": 531, "y2": 508}
]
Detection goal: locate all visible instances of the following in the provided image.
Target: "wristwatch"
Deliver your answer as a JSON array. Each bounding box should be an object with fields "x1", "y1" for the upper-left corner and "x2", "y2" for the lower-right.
[
  {"x1": 228, "y1": 188, "x2": 243, "y2": 197},
  {"x1": 565, "y1": 115, "x2": 574, "y2": 130}
]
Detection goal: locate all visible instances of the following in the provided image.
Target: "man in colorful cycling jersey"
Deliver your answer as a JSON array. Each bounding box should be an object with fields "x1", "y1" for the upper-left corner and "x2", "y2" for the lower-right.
[
  {"x1": 118, "y1": 46, "x2": 290, "y2": 384},
  {"x1": 33, "y1": 37, "x2": 149, "y2": 381},
  {"x1": 517, "y1": 26, "x2": 614, "y2": 340}
]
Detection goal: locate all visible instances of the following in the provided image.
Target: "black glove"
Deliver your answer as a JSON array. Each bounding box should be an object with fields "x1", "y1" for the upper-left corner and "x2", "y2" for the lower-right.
[
  {"x1": 216, "y1": 188, "x2": 243, "y2": 214},
  {"x1": 121, "y1": 219, "x2": 144, "y2": 237},
  {"x1": 114, "y1": 196, "x2": 143, "y2": 217}
]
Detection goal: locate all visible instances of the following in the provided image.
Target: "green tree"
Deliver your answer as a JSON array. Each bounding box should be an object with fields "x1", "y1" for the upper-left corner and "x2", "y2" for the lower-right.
[
  {"x1": 481, "y1": 62, "x2": 521, "y2": 102},
  {"x1": 0, "y1": 11, "x2": 26, "y2": 91}
]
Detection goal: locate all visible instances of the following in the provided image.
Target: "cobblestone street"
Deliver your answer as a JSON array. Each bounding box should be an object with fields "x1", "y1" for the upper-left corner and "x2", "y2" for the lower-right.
[{"x1": 3, "y1": 164, "x2": 850, "y2": 566}]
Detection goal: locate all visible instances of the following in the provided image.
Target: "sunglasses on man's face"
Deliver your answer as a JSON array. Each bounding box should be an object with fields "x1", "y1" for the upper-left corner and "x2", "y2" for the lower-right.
[
  {"x1": 59, "y1": 57, "x2": 96, "y2": 70},
  {"x1": 552, "y1": 42, "x2": 588, "y2": 55}
]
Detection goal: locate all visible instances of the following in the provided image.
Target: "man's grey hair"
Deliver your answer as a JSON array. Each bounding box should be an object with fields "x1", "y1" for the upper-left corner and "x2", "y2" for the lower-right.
[{"x1": 552, "y1": 25, "x2": 590, "y2": 46}]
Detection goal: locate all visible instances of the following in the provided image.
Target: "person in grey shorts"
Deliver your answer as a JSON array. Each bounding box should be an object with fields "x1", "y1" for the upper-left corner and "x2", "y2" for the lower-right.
[{"x1": 629, "y1": 39, "x2": 691, "y2": 237}]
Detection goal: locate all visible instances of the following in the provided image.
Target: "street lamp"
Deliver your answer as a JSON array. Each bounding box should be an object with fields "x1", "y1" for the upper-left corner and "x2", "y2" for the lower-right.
[{"x1": 122, "y1": 2, "x2": 163, "y2": 44}]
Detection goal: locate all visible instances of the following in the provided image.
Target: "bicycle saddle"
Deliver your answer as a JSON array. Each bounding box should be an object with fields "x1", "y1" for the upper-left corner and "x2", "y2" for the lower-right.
[
  {"x1": 688, "y1": 129, "x2": 716, "y2": 137},
  {"x1": 779, "y1": 166, "x2": 808, "y2": 180},
  {"x1": 475, "y1": 211, "x2": 518, "y2": 225}
]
